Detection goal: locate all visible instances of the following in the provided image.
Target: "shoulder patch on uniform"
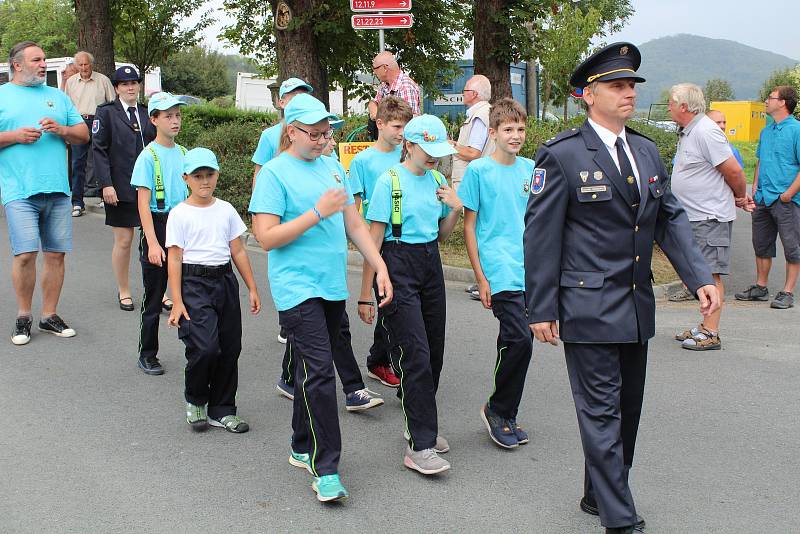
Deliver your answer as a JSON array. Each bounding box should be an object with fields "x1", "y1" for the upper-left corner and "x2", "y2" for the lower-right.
[
  {"x1": 625, "y1": 125, "x2": 653, "y2": 143},
  {"x1": 543, "y1": 127, "x2": 581, "y2": 147},
  {"x1": 531, "y1": 168, "x2": 546, "y2": 195},
  {"x1": 91, "y1": 119, "x2": 100, "y2": 134}
]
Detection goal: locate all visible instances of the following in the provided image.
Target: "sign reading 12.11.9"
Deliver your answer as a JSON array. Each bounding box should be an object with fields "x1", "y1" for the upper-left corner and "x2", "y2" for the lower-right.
[{"x1": 350, "y1": 0, "x2": 412, "y2": 12}]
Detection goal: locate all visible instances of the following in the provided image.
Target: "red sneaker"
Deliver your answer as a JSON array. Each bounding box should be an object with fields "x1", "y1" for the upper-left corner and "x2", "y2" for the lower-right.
[{"x1": 367, "y1": 364, "x2": 400, "y2": 388}]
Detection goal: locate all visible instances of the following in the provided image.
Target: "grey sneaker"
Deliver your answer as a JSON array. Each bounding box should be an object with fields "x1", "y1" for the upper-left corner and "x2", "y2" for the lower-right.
[
  {"x1": 403, "y1": 429, "x2": 450, "y2": 453},
  {"x1": 735, "y1": 284, "x2": 769, "y2": 301},
  {"x1": 186, "y1": 403, "x2": 208, "y2": 431},
  {"x1": 770, "y1": 291, "x2": 794, "y2": 309},
  {"x1": 403, "y1": 446, "x2": 451, "y2": 475},
  {"x1": 668, "y1": 286, "x2": 694, "y2": 302}
]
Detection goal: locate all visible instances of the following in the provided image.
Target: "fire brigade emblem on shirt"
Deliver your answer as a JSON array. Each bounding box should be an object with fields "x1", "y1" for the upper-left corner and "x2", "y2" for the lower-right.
[{"x1": 531, "y1": 168, "x2": 546, "y2": 195}]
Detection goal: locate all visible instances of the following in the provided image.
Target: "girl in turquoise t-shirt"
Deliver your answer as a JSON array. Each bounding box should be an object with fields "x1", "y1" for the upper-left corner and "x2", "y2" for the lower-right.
[
  {"x1": 248, "y1": 94, "x2": 391, "y2": 503},
  {"x1": 358, "y1": 115, "x2": 462, "y2": 476}
]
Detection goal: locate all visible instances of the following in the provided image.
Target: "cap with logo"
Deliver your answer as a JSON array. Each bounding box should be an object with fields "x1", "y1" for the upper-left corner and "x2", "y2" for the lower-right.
[
  {"x1": 569, "y1": 42, "x2": 645, "y2": 96},
  {"x1": 183, "y1": 147, "x2": 220, "y2": 175},
  {"x1": 279, "y1": 77, "x2": 314, "y2": 98},
  {"x1": 147, "y1": 92, "x2": 187, "y2": 116},
  {"x1": 403, "y1": 114, "x2": 457, "y2": 158},
  {"x1": 112, "y1": 66, "x2": 142, "y2": 86}
]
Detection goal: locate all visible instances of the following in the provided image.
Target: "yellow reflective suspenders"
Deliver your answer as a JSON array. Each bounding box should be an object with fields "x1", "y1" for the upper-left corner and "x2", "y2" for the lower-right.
[
  {"x1": 147, "y1": 143, "x2": 187, "y2": 211},
  {"x1": 389, "y1": 169, "x2": 445, "y2": 240}
]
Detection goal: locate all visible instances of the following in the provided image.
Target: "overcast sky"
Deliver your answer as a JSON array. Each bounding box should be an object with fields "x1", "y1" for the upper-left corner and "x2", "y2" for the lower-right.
[{"x1": 198, "y1": 0, "x2": 799, "y2": 61}]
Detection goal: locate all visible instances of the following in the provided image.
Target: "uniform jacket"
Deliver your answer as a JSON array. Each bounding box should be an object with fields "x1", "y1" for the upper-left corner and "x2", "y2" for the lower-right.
[
  {"x1": 524, "y1": 120, "x2": 713, "y2": 343},
  {"x1": 92, "y1": 99, "x2": 156, "y2": 203}
]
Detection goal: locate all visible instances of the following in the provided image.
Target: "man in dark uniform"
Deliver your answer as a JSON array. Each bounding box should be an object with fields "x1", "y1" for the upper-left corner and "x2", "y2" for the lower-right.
[{"x1": 523, "y1": 43, "x2": 719, "y2": 534}]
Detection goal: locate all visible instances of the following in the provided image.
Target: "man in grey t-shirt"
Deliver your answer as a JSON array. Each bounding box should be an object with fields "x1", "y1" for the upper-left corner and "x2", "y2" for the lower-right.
[{"x1": 668, "y1": 83, "x2": 749, "y2": 351}]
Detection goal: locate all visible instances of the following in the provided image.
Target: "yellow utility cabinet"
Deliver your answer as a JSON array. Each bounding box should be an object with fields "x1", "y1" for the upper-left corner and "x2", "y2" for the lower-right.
[{"x1": 709, "y1": 101, "x2": 766, "y2": 142}]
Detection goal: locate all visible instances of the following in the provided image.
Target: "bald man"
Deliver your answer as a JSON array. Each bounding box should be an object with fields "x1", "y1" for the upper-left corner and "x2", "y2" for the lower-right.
[
  {"x1": 368, "y1": 51, "x2": 420, "y2": 120},
  {"x1": 707, "y1": 110, "x2": 745, "y2": 168},
  {"x1": 450, "y1": 75, "x2": 495, "y2": 190}
]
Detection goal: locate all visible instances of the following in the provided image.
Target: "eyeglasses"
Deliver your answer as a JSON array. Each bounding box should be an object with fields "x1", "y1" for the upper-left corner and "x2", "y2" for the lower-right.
[
  {"x1": 766, "y1": 96, "x2": 783, "y2": 101},
  {"x1": 463, "y1": 89, "x2": 477, "y2": 95},
  {"x1": 294, "y1": 125, "x2": 334, "y2": 141},
  {"x1": 372, "y1": 64, "x2": 388, "y2": 72}
]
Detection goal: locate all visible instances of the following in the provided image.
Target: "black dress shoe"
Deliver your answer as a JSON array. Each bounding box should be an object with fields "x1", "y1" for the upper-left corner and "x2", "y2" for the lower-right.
[
  {"x1": 581, "y1": 497, "x2": 645, "y2": 529},
  {"x1": 138, "y1": 356, "x2": 164, "y2": 375},
  {"x1": 606, "y1": 527, "x2": 635, "y2": 534},
  {"x1": 118, "y1": 294, "x2": 135, "y2": 312}
]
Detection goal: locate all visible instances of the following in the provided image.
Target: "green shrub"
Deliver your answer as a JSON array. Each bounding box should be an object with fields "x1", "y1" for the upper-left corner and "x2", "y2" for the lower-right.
[{"x1": 209, "y1": 95, "x2": 235, "y2": 109}]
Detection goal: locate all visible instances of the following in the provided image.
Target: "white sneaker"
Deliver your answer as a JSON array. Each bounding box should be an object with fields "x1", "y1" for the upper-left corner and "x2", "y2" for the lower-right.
[
  {"x1": 277, "y1": 333, "x2": 287, "y2": 344},
  {"x1": 403, "y1": 429, "x2": 449, "y2": 453},
  {"x1": 403, "y1": 446, "x2": 450, "y2": 475}
]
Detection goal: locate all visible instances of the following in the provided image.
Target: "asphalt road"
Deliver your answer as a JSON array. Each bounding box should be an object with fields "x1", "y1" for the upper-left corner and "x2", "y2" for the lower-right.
[{"x1": 1, "y1": 208, "x2": 797, "y2": 533}]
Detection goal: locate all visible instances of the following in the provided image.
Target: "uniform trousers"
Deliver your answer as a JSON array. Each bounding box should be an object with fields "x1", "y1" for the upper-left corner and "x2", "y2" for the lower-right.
[
  {"x1": 138, "y1": 213, "x2": 168, "y2": 361},
  {"x1": 564, "y1": 341, "x2": 647, "y2": 529},
  {"x1": 381, "y1": 240, "x2": 446, "y2": 451},
  {"x1": 178, "y1": 264, "x2": 241, "y2": 420},
  {"x1": 279, "y1": 298, "x2": 346, "y2": 477},
  {"x1": 280, "y1": 310, "x2": 365, "y2": 395},
  {"x1": 70, "y1": 116, "x2": 93, "y2": 208},
  {"x1": 487, "y1": 291, "x2": 533, "y2": 419},
  {"x1": 366, "y1": 280, "x2": 391, "y2": 370}
]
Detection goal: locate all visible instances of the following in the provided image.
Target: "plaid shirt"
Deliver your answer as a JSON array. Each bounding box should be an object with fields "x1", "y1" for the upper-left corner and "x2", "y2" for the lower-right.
[{"x1": 375, "y1": 71, "x2": 421, "y2": 116}]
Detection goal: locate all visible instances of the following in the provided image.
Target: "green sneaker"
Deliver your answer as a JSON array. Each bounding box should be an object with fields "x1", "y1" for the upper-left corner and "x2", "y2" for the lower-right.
[
  {"x1": 208, "y1": 414, "x2": 250, "y2": 433},
  {"x1": 289, "y1": 450, "x2": 312, "y2": 474},
  {"x1": 311, "y1": 474, "x2": 348, "y2": 502},
  {"x1": 186, "y1": 403, "x2": 207, "y2": 431}
]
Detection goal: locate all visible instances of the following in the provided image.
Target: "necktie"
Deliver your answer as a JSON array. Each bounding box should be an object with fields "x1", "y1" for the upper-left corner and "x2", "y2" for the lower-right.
[
  {"x1": 128, "y1": 106, "x2": 140, "y2": 131},
  {"x1": 615, "y1": 137, "x2": 640, "y2": 208}
]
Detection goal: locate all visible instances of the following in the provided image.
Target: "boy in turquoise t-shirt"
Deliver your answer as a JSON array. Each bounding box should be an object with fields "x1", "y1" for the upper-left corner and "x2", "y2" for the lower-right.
[
  {"x1": 130, "y1": 92, "x2": 188, "y2": 376},
  {"x1": 349, "y1": 96, "x2": 412, "y2": 388},
  {"x1": 458, "y1": 98, "x2": 534, "y2": 450}
]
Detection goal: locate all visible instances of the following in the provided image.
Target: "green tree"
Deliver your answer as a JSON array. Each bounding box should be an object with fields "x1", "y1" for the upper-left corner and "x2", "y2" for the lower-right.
[
  {"x1": 75, "y1": 0, "x2": 115, "y2": 76},
  {"x1": 759, "y1": 65, "x2": 800, "y2": 118},
  {"x1": 111, "y1": 0, "x2": 214, "y2": 90},
  {"x1": 161, "y1": 47, "x2": 232, "y2": 99},
  {"x1": 0, "y1": 0, "x2": 77, "y2": 58},
  {"x1": 221, "y1": 0, "x2": 470, "y2": 107},
  {"x1": 704, "y1": 78, "x2": 735, "y2": 106},
  {"x1": 472, "y1": 0, "x2": 633, "y2": 103}
]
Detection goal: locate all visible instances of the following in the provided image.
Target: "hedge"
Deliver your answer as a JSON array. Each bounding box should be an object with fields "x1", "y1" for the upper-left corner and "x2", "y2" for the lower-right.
[{"x1": 176, "y1": 104, "x2": 679, "y2": 220}]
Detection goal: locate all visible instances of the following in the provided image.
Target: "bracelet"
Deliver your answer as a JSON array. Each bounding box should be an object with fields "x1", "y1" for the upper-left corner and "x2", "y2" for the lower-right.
[
  {"x1": 357, "y1": 300, "x2": 374, "y2": 306},
  {"x1": 312, "y1": 207, "x2": 323, "y2": 220}
]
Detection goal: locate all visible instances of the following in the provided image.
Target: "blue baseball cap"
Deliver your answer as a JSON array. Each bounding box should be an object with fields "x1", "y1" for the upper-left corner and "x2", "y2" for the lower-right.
[
  {"x1": 183, "y1": 148, "x2": 220, "y2": 174},
  {"x1": 147, "y1": 92, "x2": 186, "y2": 115},
  {"x1": 279, "y1": 77, "x2": 314, "y2": 98},
  {"x1": 284, "y1": 93, "x2": 339, "y2": 127},
  {"x1": 330, "y1": 119, "x2": 345, "y2": 130},
  {"x1": 403, "y1": 115, "x2": 456, "y2": 158}
]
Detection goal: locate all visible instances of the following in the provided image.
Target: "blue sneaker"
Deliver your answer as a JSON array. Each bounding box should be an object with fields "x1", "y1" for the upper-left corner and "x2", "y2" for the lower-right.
[
  {"x1": 345, "y1": 388, "x2": 384, "y2": 412},
  {"x1": 480, "y1": 404, "x2": 519, "y2": 449},
  {"x1": 311, "y1": 474, "x2": 349, "y2": 502},
  {"x1": 509, "y1": 418, "x2": 529, "y2": 444},
  {"x1": 289, "y1": 450, "x2": 312, "y2": 474},
  {"x1": 276, "y1": 378, "x2": 294, "y2": 400}
]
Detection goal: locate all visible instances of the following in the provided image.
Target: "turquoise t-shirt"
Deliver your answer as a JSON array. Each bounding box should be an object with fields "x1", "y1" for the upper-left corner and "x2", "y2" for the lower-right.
[
  {"x1": 130, "y1": 142, "x2": 188, "y2": 212},
  {"x1": 458, "y1": 156, "x2": 535, "y2": 294},
  {"x1": 349, "y1": 145, "x2": 402, "y2": 205},
  {"x1": 755, "y1": 115, "x2": 800, "y2": 207},
  {"x1": 248, "y1": 152, "x2": 354, "y2": 311},
  {"x1": 367, "y1": 164, "x2": 450, "y2": 244},
  {"x1": 0, "y1": 83, "x2": 83, "y2": 205},
  {"x1": 251, "y1": 122, "x2": 283, "y2": 165}
]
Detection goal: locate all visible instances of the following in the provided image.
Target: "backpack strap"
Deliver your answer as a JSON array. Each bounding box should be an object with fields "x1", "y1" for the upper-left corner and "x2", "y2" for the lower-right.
[
  {"x1": 431, "y1": 169, "x2": 445, "y2": 187},
  {"x1": 147, "y1": 143, "x2": 188, "y2": 211},
  {"x1": 389, "y1": 168, "x2": 402, "y2": 240}
]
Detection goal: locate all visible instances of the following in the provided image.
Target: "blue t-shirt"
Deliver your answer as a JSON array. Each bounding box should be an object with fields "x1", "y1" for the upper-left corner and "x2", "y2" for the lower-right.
[
  {"x1": 730, "y1": 144, "x2": 744, "y2": 168},
  {"x1": 367, "y1": 164, "x2": 451, "y2": 244},
  {"x1": 248, "y1": 152, "x2": 354, "y2": 311},
  {"x1": 0, "y1": 83, "x2": 83, "y2": 205},
  {"x1": 130, "y1": 142, "x2": 188, "y2": 212},
  {"x1": 755, "y1": 115, "x2": 800, "y2": 206},
  {"x1": 458, "y1": 156, "x2": 535, "y2": 294},
  {"x1": 349, "y1": 145, "x2": 402, "y2": 205},
  {"x1": 251, "y1": 122, "x2": 283, "y2": 165}
]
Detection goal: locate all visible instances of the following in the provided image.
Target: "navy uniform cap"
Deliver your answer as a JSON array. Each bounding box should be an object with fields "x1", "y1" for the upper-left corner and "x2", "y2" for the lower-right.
[
  {"x1": 112, "y1": 66, "x2": 142, "y2": 86},
  {"x1": 569, "y1": 42, "x2": 645, "y2": 89}
]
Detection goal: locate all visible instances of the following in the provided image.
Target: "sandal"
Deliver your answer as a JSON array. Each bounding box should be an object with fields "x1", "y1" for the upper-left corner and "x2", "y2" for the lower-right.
[
  {"x1": 681, "y1": 326, "x2": 721, "y2": 351},
  {"x1": 675, "y1": 323, "x2": 703, "y2": 341},
  {"x1": 118, "y1": 293, "x2": 135, "y2": 312},
  {"x1": 161, "y1": 298, "x2": 173, "y2": 312}
]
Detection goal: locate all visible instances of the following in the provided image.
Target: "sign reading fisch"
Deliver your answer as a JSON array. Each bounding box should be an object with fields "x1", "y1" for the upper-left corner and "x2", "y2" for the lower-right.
[
  {"x1": 350, "y1": 0, "x2": 412, "y2": 12},
  {"x1": 351, "y1": 14, "x2": 413, "y2": 29}
]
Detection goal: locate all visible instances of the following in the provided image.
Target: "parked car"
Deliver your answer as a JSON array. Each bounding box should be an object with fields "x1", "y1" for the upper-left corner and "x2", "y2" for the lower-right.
[{"x1": 174, "y1": 95, "x2": 204, "y2": 106}]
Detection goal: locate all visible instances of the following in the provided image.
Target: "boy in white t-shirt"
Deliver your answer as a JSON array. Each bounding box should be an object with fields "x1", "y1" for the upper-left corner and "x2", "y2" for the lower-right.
[{"x1": 166, "y1": 148, "x2": 261, "y2": 433}]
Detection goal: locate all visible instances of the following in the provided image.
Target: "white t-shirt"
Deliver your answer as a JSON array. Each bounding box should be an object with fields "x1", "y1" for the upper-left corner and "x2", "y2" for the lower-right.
[
  {"x1": 165, "y1": 199, "x2": 247, "y2": 265},
  {"x1": 672, "y1": 114, "x2": 736, "y2": 222}
]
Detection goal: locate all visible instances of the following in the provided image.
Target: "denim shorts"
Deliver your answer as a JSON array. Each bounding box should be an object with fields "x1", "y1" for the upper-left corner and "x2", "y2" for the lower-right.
[{"x1": 5, "y1": 193, "x2": 73, "y2": 255}]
